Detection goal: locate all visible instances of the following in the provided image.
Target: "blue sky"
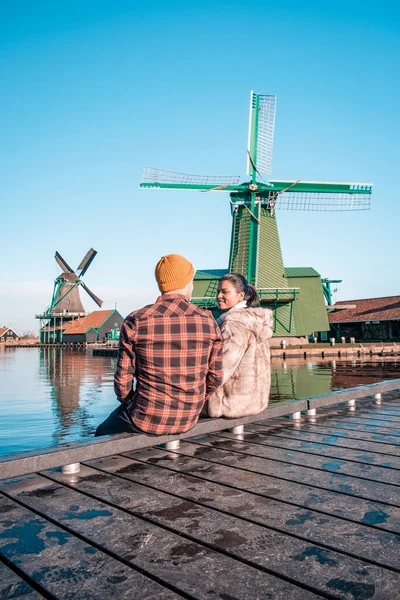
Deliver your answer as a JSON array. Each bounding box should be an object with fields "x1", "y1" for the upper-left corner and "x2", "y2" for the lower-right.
[{"x1": 1, "y1": 0, "x2": 399, "y2": 332}]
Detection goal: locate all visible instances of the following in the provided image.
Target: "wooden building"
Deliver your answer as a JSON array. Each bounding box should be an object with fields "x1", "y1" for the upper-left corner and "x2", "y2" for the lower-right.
[
  {"x1": 0, "y1": 327, "x2": 20, "y2": 343},
  {"x1": 329, "y1": 295, "x2": 400, "y2": 342},
  {"x1": 40, "y1": 310, "x2": 124, "y2": 344}
]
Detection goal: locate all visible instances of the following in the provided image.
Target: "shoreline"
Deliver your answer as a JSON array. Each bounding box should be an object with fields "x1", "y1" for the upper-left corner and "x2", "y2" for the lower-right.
[{"x1": 2, "y1": 341, "x2": 400, "y2": 361}]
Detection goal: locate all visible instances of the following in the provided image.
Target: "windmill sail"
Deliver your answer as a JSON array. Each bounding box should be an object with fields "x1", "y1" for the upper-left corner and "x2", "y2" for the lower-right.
[
  {"x1": 80, "y1": 282, "x2": 103, "y2": 307},
  {"x1": 78, "y1": 248, "x2": 97, "y2": 276},
  {"x1": 55, "y1": 251, "x2": 74, "y2": 273},
  {"x1": 247, "y1": 92, "x2": 277, "y2": 178},
  {"x1": 141, "y1": 167, "x2": 240, "y2": 190},
  {"x1": 269, "y1": 180, "x2": 372, "y2": 211}
]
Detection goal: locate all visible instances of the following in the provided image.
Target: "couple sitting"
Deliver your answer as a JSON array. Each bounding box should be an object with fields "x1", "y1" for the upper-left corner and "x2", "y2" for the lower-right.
[{"x1": 95, "y1": 253, "x2": 272, "y2": 437}]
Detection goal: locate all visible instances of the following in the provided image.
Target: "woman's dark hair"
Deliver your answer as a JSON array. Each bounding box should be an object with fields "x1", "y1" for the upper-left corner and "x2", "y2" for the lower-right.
[{"x1": 219, "y1": 273, "x2": 260, "y2": 308}]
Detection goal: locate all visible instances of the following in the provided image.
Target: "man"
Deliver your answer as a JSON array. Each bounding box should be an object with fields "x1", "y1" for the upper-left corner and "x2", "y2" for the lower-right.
[{"x1": 95, "y1": 254, "x2": 223, "y2": 436}]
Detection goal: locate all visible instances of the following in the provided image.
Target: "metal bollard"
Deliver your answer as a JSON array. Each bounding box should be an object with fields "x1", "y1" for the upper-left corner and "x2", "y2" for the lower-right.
[
  {"x1": 307, "y1": 408, "x2": 317, "y2": 416},
  {"x1": 350, "y1": 337, "x2": 355, "y2": 344},
  {"x1": 291, "y1": 411, "x2": 302, "y2": 420},
  {"x1": 341, "y1": 337, "x2": 346, "y2": 344},
  {"x1": 374, "y1": 393, "x2": 382, "y2": 404},
  {"x1": 230, "y1": 425, "x2": 245, "y2": 434},
  {"x1": 165, "y1": 440, "x2": 180, "y2": 450},
  {"x1": 347, "y1": 399, "x2": 356, "y2": 411},
  {"x1": 280, "y1": 340, "x2": 286, "y2": 349},
  {"x1": 330, "y1": 338, "x2": 335, "y2": 347},
  {"x1": 62, "y1": 463, "x2": 80, "y2": 474}
]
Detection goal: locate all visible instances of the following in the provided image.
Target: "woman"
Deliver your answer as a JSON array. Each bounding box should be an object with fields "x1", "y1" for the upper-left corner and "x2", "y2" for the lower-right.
[{"x1": 206, "y1": 273, "x2": 273, "y2": 418}]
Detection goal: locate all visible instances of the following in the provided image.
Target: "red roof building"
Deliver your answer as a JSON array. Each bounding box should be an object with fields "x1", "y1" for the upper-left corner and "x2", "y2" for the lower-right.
[
  {"x1": 0, "y1": 327, "x2": 20, "y2": 342},
  {"x1": 40, "y1": 310, "x2": 124, "y2": 344},
  {"x1": 328, "y1": 296, "x2": 400, "y2": 342}
]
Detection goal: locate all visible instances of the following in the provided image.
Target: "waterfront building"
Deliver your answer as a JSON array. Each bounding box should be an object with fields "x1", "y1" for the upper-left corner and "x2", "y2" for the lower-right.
[
  {"x1": 40, "y1": 309, "x2": 123, "y2": 344},
  {"x1": 329, "y1": 295, "x2": 400, "y2": 342},
  {"x1": 0, "y1": 327, "x2": 19, "y2": 342}
]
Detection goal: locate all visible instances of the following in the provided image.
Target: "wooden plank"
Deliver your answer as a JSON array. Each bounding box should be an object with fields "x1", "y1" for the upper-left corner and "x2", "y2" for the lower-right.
[
  {"x1": 344, "y1": 414, "x2": 400, "y2": 427},
  {"x1": 0, "y1": 476, "x2": 319, "y2": 600},
  {"x1": 360, "y1": 410, "x2": 400, "y2": 418},
  {"x1": 325, "y1": 413, "x2": 400, "y2": 428},
  {"x1": 189, "y1": 435, "x2": 400, "y2": 487},
  {"x1": 2, "y1": 382, "x2": 400, "y2": 481},
  {"x1": 132, "y1": 442, "x2": 400, "y2": 506},
  {"x1": 310, "y1": 406, "x2": 400, "y2": 424},
  {"x1": 308, "y1": 418, "x2": 400, "y2": 437},
  {"x1": 0, "y1": 494, "x2": 179, "y2": 600},
  {"x1": 118, "y1": 448, "x2": 400, "y2": 534},
  {"x1": 214, "y1": 430, "x2": 400, "y2": 469},
  {"x1": 355, "y1": 411, "x2": 400, "y2": 422},
  {"x1": 0, "y1": 399, "x2": 308, "y2": 480},
  {"x1": 62, "y1": 457, "x2": 400, "y2": 571},
  {"x1": 251, "y1": 421, "x2": 400, "y2": 447},
  {"x1": 246, "y1": 427, "x2": 400, "y2": 459},
  {"x1": 0, "y1": 561, "x2": 44, "y2": 599},
  {"x1": 4, "y1": 471, "x2": 400, "y2": 600}
]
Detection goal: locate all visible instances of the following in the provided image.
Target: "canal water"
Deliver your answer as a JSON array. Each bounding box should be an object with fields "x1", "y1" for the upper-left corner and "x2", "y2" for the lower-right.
[{"x1": 0, "y1": 347, "x2": 399, "y2": 457}]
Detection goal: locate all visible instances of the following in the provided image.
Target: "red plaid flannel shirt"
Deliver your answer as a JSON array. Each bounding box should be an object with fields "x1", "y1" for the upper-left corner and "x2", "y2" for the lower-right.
[{"x1": 114, "y1": 294, "x2": 223, "y2": 435}]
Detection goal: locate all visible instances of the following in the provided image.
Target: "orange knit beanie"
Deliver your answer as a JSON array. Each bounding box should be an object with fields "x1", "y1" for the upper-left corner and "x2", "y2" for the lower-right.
[{"x1": 155, "y1": 254, "x2": 195, "y2": 293}]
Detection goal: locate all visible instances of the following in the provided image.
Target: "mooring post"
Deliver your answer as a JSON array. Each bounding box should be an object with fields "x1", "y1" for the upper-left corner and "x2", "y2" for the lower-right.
[
  {"x1": 291, "y1": 411, "x2": 302, "y2": 420},
  {"x1": 164, "y1": 440, "x2": 180, "y2": 450},
  {"x1": 374, "y1": 393, "x2": 382, "y2": 404},
  {"x1": 307, "y1": 408, "x2": 317, "y2": 416},
  {"x1": 347, "y1": 399, "x2": 356, "y2": 411},
  {"x1": 230, "y1": 425, "x2": 245, "y2": 434},
  {"x1": 62, "y1": 463, "x2": 81, "y2": 474}
]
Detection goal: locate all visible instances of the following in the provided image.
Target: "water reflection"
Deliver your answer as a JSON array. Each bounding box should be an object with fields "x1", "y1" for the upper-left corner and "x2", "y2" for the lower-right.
[
  {"x1": 269, "y1": 356, "x2": 400, "y2": 403},
  {"x1": 0, "y1": 347, "x2": 399, "y2": 456},
  {"x1": 270, "y1": 360, "x2": 332, "y2": 403},
  {"x1": 0, "y1": 347, "x2": 117, "y2": 456},
  {"x1": 39, "y1": 347, "x2": 112, "y2": 444}
]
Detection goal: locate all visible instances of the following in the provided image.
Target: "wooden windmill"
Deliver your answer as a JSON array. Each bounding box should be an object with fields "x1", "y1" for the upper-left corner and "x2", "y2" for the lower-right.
[
  {"x1": 36, "y1": 248, "x2": 103, "y2": 342},
  {"x1": 140, "y1": 92, "x2": 372, "y2": 337}
]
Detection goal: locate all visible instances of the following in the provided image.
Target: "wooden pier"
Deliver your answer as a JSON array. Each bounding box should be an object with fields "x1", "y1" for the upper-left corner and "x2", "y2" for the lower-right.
[
  {"x1": 92, "y1": 343, "x2": 400, "y2": 360},
  {"x1": 1, "y1": 384, "x2": 400, "y2": 598}
]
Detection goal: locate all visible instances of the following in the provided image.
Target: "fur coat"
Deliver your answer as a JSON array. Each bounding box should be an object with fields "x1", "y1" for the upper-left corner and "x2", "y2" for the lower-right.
[{"x1": 207, "y1": 307, "x2": 273, "y2": 418}]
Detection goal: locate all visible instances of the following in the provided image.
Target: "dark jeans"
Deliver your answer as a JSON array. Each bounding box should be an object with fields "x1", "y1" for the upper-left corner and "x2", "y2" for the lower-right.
[{"x1": 95, "y1": 403, "x2": 143, "y2": 437}]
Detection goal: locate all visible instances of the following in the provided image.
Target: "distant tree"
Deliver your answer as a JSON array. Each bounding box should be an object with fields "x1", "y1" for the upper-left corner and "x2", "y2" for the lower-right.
[{"x1": 21, "y1": 331, "x2": 38, "y2": 340}]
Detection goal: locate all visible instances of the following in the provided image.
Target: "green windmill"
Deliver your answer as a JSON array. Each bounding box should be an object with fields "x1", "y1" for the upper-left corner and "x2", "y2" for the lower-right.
[{"x1": 140, "y1": 92, "x2": 372, "y2": 338}]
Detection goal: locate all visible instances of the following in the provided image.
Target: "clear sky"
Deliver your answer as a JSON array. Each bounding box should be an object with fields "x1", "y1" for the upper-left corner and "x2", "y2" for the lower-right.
[{"x1": 1, "y1": 0, "x2": 399, "y2": 333}]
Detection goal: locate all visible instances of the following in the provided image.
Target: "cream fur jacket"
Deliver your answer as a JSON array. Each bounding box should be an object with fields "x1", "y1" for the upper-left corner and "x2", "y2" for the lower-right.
[{"x1": 207, "y1": 307, "x2": 273, "y2": 418}]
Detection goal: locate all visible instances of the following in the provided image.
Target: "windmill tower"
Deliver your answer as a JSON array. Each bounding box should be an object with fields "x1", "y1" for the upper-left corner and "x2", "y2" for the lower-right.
[
  {"x1": 140, "y1": 92, "x2": 372, "y2": 337},
  {"x1": 36, "y1": 248, "x2": 103, "y2": 343}
]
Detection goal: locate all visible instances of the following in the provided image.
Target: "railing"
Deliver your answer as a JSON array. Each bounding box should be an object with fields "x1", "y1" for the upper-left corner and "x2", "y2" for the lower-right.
[
  {"x1": 191, "y1": 287, "x2": 300, "y2": 309},
  {"x1": 1, "y1": 378, "x2": 399, "y2": 480},
  {"x1": 258, "y1": 287, "x2": 300, "y2": 302}
]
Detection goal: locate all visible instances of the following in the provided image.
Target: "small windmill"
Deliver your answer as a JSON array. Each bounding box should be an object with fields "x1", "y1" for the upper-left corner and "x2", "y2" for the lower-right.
[
  {"x1": 140, "y1": 92, "x2": 372, "y2": 337},
  {"x1": 36, "y1": 249, "x2": 103, "y2": 342}
]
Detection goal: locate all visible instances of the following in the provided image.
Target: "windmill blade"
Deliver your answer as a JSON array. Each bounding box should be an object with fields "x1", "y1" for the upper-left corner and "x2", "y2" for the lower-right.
[
  {"x1": 247, "y1": 92, "x2": 277, "y2": 178},
  {"x1": 78, "y1": 248, "x2": 97, "y2": 277},
  {"x1": 141, "y1": 167, "x2": 240, "y2": 190},
  {"x1": 269, "y1": 180, "x2": 372, "y2": 212},
  {"x1": 55, "y1": 251, "x2": 74, "y2": 273},
  {"x1": 80, "y1": 281, "x2": 103, "y2": 307}
]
